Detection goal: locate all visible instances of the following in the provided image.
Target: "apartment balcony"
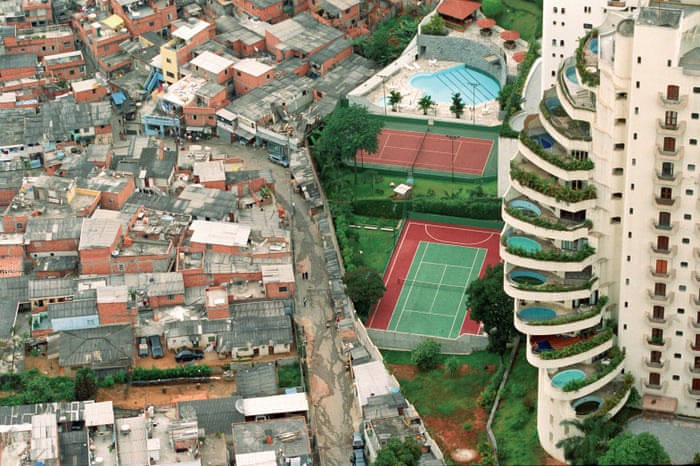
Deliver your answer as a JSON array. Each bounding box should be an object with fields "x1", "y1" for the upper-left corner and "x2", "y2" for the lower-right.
[
  {"x1": 690, "y1": 293, "x2": 700, "y2": 309},
  {"x1": 687, "y1": 362, "x2": 700, "y2": 374},
  {"x1": 689, "y1": 341, "x2": 700, "y2": 354},
  {"x1": 527, "y1": 329, "x2": 613, "y2": 369},
  {"x1": 655, "y1": 170, "x2": 682, "y2": 186},
  {"x1": 502, "y1": 199, "x2": 591, "y2": 243},
  {"x1": 569, "y1": 376, "x2": 631, "y2": 419},
  {"x1": 501, "y1": 235, "x2": 596, "y2": 273},
  {"x1": 543, "y1": 351, "x2": 624, "y2": 401},
  {"x1": 644, "y1": 336, "x2": 669, "y2": 350},
  {"x1": 504, "y1": 268, "x2": 596, "y2": 302},
  {"x1": 556, "y1": 57, "x2": 596, "y2": 121},
  {"x1": 574, "y1": 31, "x2": 600, "y2": 90},
  {"x1": 608, "y1": 0, "x2": 627, "y2": 7},
  {"x1": 510, "y1": 163, "x2": 597, "y2": 211},
  {"x1": 643, "y1": 380, "x2": 667, "y2": 393},
  {"x1": 654, "y1": 195, "x2": 679, "y2": 209},
  {"x1": 655, "y1": 145, "x2": 684, "y2": 160},
  {"x1": 518, "y1": 130, "x2": 593, "y2": 182},
  {"x1": 650, "y1": 220, "x2": 679, "y2": 234},
  {"x1": 688, "y1": 315, "x2": 700, "y2": 329},
  {"x1": 646, "y1": 311, "x2": 674, "y2": 328},
  {"x1": 686, "y1": 384, "x2": 700, "y2": 397},
  {"x1": 539, "y1": 95, "x2": 592, "y2": 147},
  {"x1": 690, "y1": 272, "x2": 700, "y2": 289},
  {"x1": 647, "y1": 266, "x2": 676, "y2": 283},
  {"x1": 642, "y1": 356, "x2": 669, "y2": 372},
  {"x1": 649, "y1": 243, "x2": 677, "y2": 258},
  {"x1": 657, "y1": 91, "x2": 688, "y2": 110},
  {"x1": 657, "y1": 119, "x2": 686, "y2": 137},
  {"x1": 647, "y1": 290, "x2": 674, "y2": 304},
  {"x1": 515, "y1": 300, "x2": 605, "y2": 336}
]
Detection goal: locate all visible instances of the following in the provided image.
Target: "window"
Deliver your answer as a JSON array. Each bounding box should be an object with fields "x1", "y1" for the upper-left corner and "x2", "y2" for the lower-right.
[
  {"x1": 552, "y1": 39, "x2": 556, "y2": 46},
  {"x1": 686, "y1": 189, "x2": 694, "y2": 196},
  {"x1": 611, "y1": 217, "x2": 621, "y2": 224},
  {"x1": 665, "y1": 111, "x2": 678, "y2": 128},
  {"x1": 650, "y1": 350, "x2": 662, "y2": 363},
  {"x1": 681, "y1": 261, "x2": 688, "y2": 267},
  {"x1": 689, "y1": 164, "x2": 696, "y2": 171},
  {"x1": 667, "y1": 60, "x2": 672, "y2": 67},
  {"x1": 167, "y1": 294, "x2": 174, "y2": 300},
  {"x1": 683, "y1": 238, "x2": 690, "y2": 244},
  {"x1": 166, "y1": 71, "x2": 175, "y2": 78},
  {"x1": 661, "y1": 162, "x2": 674, "y2": 177},
  {"x1": 660, "y1": 187, "x2": 672, "y2": 200},
  {"x1": 279, "y1": 286, "x2": 288, "y2": 292},
  {"x1": 561, "y1": 7, "x2": 565, "y2": 13},
  {"x1": 658, "y1": 211, "x2": 671, "y2": 227},
  {"x1": 166, "y1": 58, "x2": 172, "y2": 64},
  {"x1": 560, "y1": 40, "x2": 565, "y2": 46},
  {"x1": 653, "y1": 306, "x2": 665, "y2": 320},
  {"x1": 553, "y1": 6, "x2": 557, "y2": 12},
  {"x1": 694, "y1": 86, "x2": 700, "y2": 93},
  {"x1": 666, "y1": 85, "x2": 680, "y2": 100},
  {"x1": 648, "y1": 372, "x2": 661, "y2": 386},
  {"x1": 583, "y1": 23, "x2": 592, "y2": 29},
  {"x1": 654, "y1": 283, "x2": 666, "y2": 296},
  {"x1": 637, "y1": 56, "x2": 642, "y2": 64},
  {"x1": 636, "y1": 81, "x2": 640, "y2": 89},
  {"x1": 691, "y1": 139, "x2": 698, "y2": 145},
  {"x1": 15, "y1": 223, "x2": 22, "y2": 229},
  {"x1": 118, "y1": 264, "x2": 125, "y2": 271},
  {"x1": 655, "y1": 260, "x2": 667, "y2": 275},
  {"x1": 693, "y1": 113, "x2": 699, "y2": 119},
  {"x1": 192, "y1": 115, "x2": 197, "y2": 120}
]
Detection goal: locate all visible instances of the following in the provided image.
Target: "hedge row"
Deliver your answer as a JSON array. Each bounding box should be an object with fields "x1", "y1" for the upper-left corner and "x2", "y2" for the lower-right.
[{"x1": 352, "y1": 197, "x2": 501, "y2": 220}]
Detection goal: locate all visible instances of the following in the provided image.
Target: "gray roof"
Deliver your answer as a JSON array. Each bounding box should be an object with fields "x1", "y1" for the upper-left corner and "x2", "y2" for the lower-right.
[
  {"x1": 230, "y1": 299, "x2": 291, "y2": 318},
  {"x1": 177, "y1": 396, "x2": 244, "y2": 434},
  {"x1": 235, "y1": 361, "x2": 278, "y2": 397},
  {"x1": 24, "y1": 97, "x2": 94, "y2": 144},
  {"x1": 0, "y1": 53, "x2": 36, "y2": 70},
  {"x1": 49, "y1": 297, "x2": 98, "y2": 319},
  {"x1": 217, "y1": 315, "x2": 293, "y2": 352},
  {"x1": 232, "y1": 417, "x2": 311, "y2": 460},
  {"x1": 79, "y1": 217, "x2": 121, "y2": 250},
  {"x1": 309, "y1": 38, "x2": 351, "y2": 65},
  {"x1": 58, "y1": 324, "x2": 133, "y2": 368},
  {"x1": 138, "y1": 147, "x2": 177, "y2": 180},
  {"x1": 312, "y1": 53, "x2": 378, "y2": 98},
  {"x1": 224, "y1": 168, "x2": 275, "y2": 186},
  {"x1": 267, "y1": 13, "x2": 343, "y2": 55},
  {"x1": 225, "y1": 73, "x2": 314, "y2": 123},
  {"x1": 59, "y1": 430, "x2": 90, "y2": 466},
  {"x1": 29, "y1": 277, "x2": 76, "y2": 299},
  {"x1": 215, "y1": 26, "x2": 264, "y2": 47},
  {"x1": 0, "y1": 401, "x2": 87, "y2": 426},
  {"x1": 0, "y1": 108, "x2": 34, "y2": 146},
  {"x1": 25, "y1": 217, "x2": 84, "y2": 242},
  {"x1": 0, "y1": 276, "x2": 28, "y2": 340},
  {"x1": 127, "y1": 272, "x2": 185, "y2": 297}
]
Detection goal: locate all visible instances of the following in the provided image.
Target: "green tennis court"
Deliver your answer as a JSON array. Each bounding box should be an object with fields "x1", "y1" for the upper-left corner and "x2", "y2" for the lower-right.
[{"x1": 388, "y1": 242, "x2": 487, "y2": 338}]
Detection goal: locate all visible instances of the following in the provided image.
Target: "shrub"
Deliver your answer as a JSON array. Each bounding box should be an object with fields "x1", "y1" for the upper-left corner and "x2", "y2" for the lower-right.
[
  {"x1": 411, "y1": 339, "x2": 441, "y2": 371},
  {"x1": 444, "y1": 356, "x2": 460, "y2": 377},
  {"x1": 463, "y1": 421, "x2": 473, "y2": 431}
]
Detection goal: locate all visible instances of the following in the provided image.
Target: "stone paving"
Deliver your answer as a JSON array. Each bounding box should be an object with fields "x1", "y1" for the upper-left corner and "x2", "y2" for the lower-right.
[{"x1": 625, "y1": 416, "x2": 700, "y2": 464}]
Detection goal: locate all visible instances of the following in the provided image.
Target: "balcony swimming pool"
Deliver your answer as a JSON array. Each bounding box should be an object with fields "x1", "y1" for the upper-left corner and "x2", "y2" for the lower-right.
[
  {"x1": 507, "y1": 236, "x2": 542, "y2": 253},
  {"x1": 551, "y1": 369, "x2": 586, "y2": 388},
  {"x1": 518, "y1": 307, "x2": 556, "y2": 322}
]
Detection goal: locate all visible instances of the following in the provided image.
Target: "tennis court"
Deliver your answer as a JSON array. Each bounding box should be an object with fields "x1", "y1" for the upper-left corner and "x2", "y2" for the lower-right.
[{"x1": 388, "y1": 242, "x2": 486, "y2": 338}]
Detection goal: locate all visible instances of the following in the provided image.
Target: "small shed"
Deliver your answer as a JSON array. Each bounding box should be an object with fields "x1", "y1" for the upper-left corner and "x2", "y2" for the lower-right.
[{"x1": 392, "y1": 183, "x2": 412, "y2": 200}]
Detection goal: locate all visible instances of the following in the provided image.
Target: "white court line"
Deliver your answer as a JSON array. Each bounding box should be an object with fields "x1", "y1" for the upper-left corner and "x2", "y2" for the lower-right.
[
  {"x1": 426, "y1": 265, "x2": 449, "y2": 315},
  {"x1": 392, "y1": 242, "x2": 429, "y2": 331},
  {"x1": 424, "y1": 224, "x2": 497, "y2": 246},
  {"x1": 421, "y1": 260, "x2": 472, "y2": 270},
  {"x1": 447, "y1": 248, "x2": 483, "y2": 338}
]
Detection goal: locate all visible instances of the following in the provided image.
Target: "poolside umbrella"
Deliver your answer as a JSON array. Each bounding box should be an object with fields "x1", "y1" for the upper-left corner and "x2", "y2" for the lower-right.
[
  {"x1": 512, "y1": 51, "x2": 526, "y2": 63},
  {"x1": 476, "y1": 17, "x2": 496, "y2": 29},
  {"x1": 500, "y1": 30, "x2": 520, "y2": 42}
]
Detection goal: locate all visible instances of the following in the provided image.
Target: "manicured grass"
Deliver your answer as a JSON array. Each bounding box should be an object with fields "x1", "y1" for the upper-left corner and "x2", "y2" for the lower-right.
[
  {"x1": 492, "y1": 346, "x2": 549, "y2": 465},
  {"x1": 277, "y1": 363, "x2": 302, "y2": 388},
  {"x1": 496, "y1": 0, "x2": 542, "y2": 40},
  {"x1": 347, "y1": 169, "x2": 498, "y2": 200},
  {"x1": 355, "y1": 228, "x2": 395, "y2": 274}
]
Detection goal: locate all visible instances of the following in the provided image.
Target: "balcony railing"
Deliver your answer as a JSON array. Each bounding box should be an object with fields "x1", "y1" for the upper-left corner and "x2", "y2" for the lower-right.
[
  {"x1": 527, "y1": 296, "x2": 608, "y2": 328},
  {"x1": 645, "y1": 336, "x2": 669, "y2": 349},
  {"x1": 647, "y1": 290, "x2": 674, "y2": 303},
  {"x1": 575, "y1": 30, "x2": 600, "y2": 87},
  {"x1": 510, "y1": 163, "x2": 597, "y2": 204},
  {"x1": 559, "y1": 346, "x2": 624, "y2": 392},
  {"x1": 539, "y1": 327, "x2": 613, "y2": 361},
  {"x1": 502, "y1": 236, "x2": 596, "y2": 263},
  {"x1": 644, "y1": 380, "x2": 666, "y2": 391},
  {"x1": 687, "y1": 384, "x2": 700, "y2": 396},
  {"x1": 503, "y1": 205, "x2": 592, "y2": 233},
  {"x1": 649, "y1": 243, "x2": 676, "y2": 256},
  {"x1": 689, "y1": 316, "x2": 700, "y2": 329},
  {"x1": 539, "y1": 100, "x2": 592, "y2": 142},
  {"x1": 657, "y1": 91, "x2": 688, "y2": 109},
  {"x1": 654, "y1": 196, "x2": 677, "y2": 207},
  {"x1": 657, "y1": 119, "x2": 686, "y2": 135},
  {"x1": 519, "y1": 131, "x2": 594, "y2": 171}
]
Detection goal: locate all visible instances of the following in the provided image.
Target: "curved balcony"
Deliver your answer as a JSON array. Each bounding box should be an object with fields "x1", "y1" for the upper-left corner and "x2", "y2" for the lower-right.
[
  {"x1": 654, "y1": 194, "x2": 679, "y2": 210},
  {"x1": 690, "y1": 293, "x2": 700, "y2": 310},
  {"x1": 657, "y1": 119, "x2": 686, "y2": 137},
  {"x1": 650, "y1": 219, "x2": 679, "y2": 235},
  {"x1": 657, "y1": 91, "x2": 688, "y2": 110},
  {"x1": 574, "y1": 30, "x2": 600, "y2": 90},
  {"x1": 556, "y1": 57, "x2": 596, "y2": 121},
  {"x1": 543, "y1": 353, "x2": 625, "y2": 401},
  {"x1": 655, "y1": 169, "x2": 682, "y2": 186},
  {"x1": 642, "y1": 356, "x2": 669, "y2": 372},
  {"x1": 518, "y1": 130, "x2": 593, "y2": 182},
  {"x1": 581, "y1": 375, "x2": 632, "y2": 419},
  {"x1": 649, "y1": 243, "x2": 677, "y2": 258},
  {"x1": 646, "y1": 312, "x2": 673, "y2": 328},
  {"x1": 688, "y1": 315, "x2": 700, "y2": 329},
  {"x1": 655, "y1": 145, "x2": 684, "y2": 160},
  {"x1": 643, "y1": 380, "x2": 667, "y2": 394},
  {"x1": 647, "y1": 267, "x2": 676, "y2": 283},
  {"x1": 502, "y1": 202, "x2": 591, "y2": 243},
  {"x1": 500, "y1": 237, "x2": 596, "y2": 273},
  {"x1": 686, "y1": 362, "x2": 700, "y2": 375},
  {"x1": 539, "y1": 94, "x2": 593, "y2": 150},
  {"x1": 527, "y1": 329, "x2": 614, "y2": 369},
  {"x1": 510, "y1": 163, "x2": 597, "y2": 211},
  {"x1": 689, "y1": 341, "x2": 700, "y2": 354},
  {"x1": 686, "y1": 384, "x2": 700, "y2": 397},
  {"x1": 505, "y1": 268, "x2": 597, "y2": 302},
  {"x1": 647, "y1": 290, "x2": 674, "y2": 305},
  {"x1": 515, "y1": 300, "x2": 605, "y2": 336}
]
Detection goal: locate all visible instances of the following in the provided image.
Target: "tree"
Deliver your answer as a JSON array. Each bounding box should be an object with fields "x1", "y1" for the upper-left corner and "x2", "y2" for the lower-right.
[
  {"x1": 374, "y1": 437, "x2": 422, "y2": 466},
  {"x1": 421, "y1": 14, "x2": 446, "y2": 35},
  {"x1": 418, "y1": 95, "x2": 435, "y2": 115},
  {"x1": 343, "y1": 267, "x2": 385, "y2": 318},
  {"x1": 312, "y1": 102, "x2": 384, "y2": 184},
  {"x1": 388, "y1": 90, "x2": 403, "y2": 112},
  {"x1": 464, "y1": 263, "x2": 516, "y2": 356},
  {"x1": 481, "y1": 0, "x2": 503, "y2": 18},
  {"x1": 555, "y1": 415, "x2": 620, "y2": 466},
  {"x1": 450, "y1": 92, "x2": 466, "y2": 118},
  {"x1": 598, "y1": 432, "x2": 670, "y2": 465},
  {"x1": 411, "y1": 338, "x2": 441, "y2": 371},
  {"x1": 74, "y1": 367, "x2": 98, "y2": 401}
]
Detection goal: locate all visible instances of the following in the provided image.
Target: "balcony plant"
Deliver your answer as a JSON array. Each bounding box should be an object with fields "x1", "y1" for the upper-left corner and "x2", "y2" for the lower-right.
[
  {"x1": 519, "y1": 132, "x2": 594, "y2": 171},
  {"x1": 504, "y1": 205, "x2": 592, "y2": 231},
  {"x1": 598, "y1": 373, "x2": 634, "y2": 415},
  {"x1": 510, "y1": 163, "x2": 597, "y2": 203},
  {"x1": 562, "y1": 346, "x2": 624, "y2": 392},
  {"x1": 539, "y1": 327, "x2": 613, "y2": 360},
  {"x1": 503, "y1": 237, "x2": 596, "y2": 262},
  {"x1": 538, "y1": 102, "x2": 592, "y2": 141},
  {"x1": 514, "y1": 277, "x2": 597, "y2": 292},
  {"x1": 575, "y1": 29, "x2": 600, "y2": 87}
]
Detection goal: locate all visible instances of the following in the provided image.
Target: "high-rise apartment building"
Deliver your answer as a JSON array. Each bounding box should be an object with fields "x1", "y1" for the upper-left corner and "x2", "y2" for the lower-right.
[{"x1": 503, "y1": 1, "x2": 700, "y2": 460}]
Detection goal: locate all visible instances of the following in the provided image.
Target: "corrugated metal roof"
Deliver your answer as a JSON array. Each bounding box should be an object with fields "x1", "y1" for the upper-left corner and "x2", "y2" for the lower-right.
[{"x1": 25, "y1": 217, "x2": 84, "y2": 242}]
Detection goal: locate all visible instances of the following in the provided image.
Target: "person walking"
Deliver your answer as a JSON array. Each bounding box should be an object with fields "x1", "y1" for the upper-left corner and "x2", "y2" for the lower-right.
[{"x1": 303, "y1": 297, "x2": 307, "y2": 307}]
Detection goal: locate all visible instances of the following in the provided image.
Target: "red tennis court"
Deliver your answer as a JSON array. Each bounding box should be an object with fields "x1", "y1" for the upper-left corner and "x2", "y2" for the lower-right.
[
  {"x1": 366, "y1": 219, "x2": 501, "y2": 336},
  {"x1": 357, "y1": 128, "x2": 493, "y2": 176}
]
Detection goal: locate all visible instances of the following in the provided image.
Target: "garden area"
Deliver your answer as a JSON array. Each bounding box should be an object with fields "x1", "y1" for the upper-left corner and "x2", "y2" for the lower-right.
[{"x1": 492, "y1": 0, "x2": 542, "y2": 41}]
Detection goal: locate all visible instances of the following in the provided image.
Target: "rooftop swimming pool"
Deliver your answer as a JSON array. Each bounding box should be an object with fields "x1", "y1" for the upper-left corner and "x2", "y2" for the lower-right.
[{"x1": 408, "y1": 65, "x2": 500, "y2": 104}]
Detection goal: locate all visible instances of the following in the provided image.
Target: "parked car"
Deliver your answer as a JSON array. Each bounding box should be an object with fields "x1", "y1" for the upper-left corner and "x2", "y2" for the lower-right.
[
  {"x1": 352, "y1": 432, "x2": 364, "y2": 450},
  {"x1": 175, "y1": 349, "x2": 204, "y2": 363},
  {"x1": 350, "y1": 449, "x2": 367, "y2": 466},
  {"x1": 268, "y1": 152, "x2": 289, "y2": 167},
  {"x1": 137, "y1": 337, "x2": 149, "y2": 358},
  {"x1": 149, "y1": 335, "x2": 164, "y2": 359}
]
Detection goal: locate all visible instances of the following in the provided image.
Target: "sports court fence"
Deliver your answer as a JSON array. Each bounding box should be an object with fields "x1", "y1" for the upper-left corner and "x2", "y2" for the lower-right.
[{"x1": 366, "y1": 328, "x2": 488, "y2": 354}]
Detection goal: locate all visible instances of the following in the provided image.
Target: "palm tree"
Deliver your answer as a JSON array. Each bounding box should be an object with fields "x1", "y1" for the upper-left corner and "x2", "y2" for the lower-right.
[
  {"x1": 450, "y1": 92, "x2": 466, "y2": 118},
  {"x1": 388, "y1": 90, "x2": 403, "y2": 112},
  {"x1": 418, "y1": 95, "x2": 435, "y2": 115},
  {"x1": 555, "y1": 414, "x2": 620, "y2": 466}
]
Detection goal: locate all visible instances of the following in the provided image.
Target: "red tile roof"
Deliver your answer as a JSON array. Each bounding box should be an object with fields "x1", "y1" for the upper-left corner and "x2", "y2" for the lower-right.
[
  {"x1": 0, "y1": 256, "x2": 23, "y2": 277},
  {"x1": 437, "y1": 0, "x2": 481, "y2": 20}
]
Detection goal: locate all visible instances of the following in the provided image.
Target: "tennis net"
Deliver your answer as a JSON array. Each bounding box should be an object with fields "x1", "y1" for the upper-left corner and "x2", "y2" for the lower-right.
[{"x1": 398, "y1": 277, "x2": 467, "y2": 292}]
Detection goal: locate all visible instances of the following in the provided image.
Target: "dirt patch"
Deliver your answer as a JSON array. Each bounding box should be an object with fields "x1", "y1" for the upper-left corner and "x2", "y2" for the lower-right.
[
  {"x1": 388, "y1": 363, "x2": 488, "y2": 463},
  {"x1": 96, "y1": 378, "x2": 237, "y2": 410}
]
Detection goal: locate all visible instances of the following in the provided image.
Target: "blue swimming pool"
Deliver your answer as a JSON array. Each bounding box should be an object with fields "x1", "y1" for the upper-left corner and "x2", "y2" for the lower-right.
[
  {"x1": 533, "y1": 133, "x2": 554, "y2": 149},
  {"x1": 376, "y1": 96, "x2": 390, "y2": 107},
  {"x1": 507, "y1": 236, "x2": 542, "y2": 253},
  {"x1": 572, "y1": 395, "x2": 603, "y2": 415},
  {"x1": 590, "y1": 37, "x2": 599, "y2": 54},
  {"x1": 509, "y1": 200, "x2": 541, "y2": 217},
  {"x1": 518, "y1": 307, "x2": 556, "y2": 322},
  {"x1": 509, "y1": 270, "x2": 546, "y2": 285},
  {"x1": 408, "y1": 65, "x2": 500, "y2": 104},
  {"x1": 565, "y1": 66, "x2": 579, "y2": 85},
  {"x1": 552, "y1": 369, "x2": 585, "y2": 388}
]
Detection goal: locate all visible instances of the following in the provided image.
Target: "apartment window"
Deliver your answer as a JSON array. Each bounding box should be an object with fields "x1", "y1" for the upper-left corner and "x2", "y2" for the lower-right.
[
  {"x1": 690, "y1": 139, "x2": 698, "y2": 145},
  {"x1": 613, "y1": 167, "x2": 623, "y2": 175},
  {"x1": 675, "y1": 354, "x2": 682, "y2": 359},
  {"x1": 560, "y1": 40, "x2": 565, "y2": 46},
  {"x1": 653, "y1": 305, "x2": 665, "y2": 320},
  {"x1": 552, "y1": 39, "x2": 557, "y2": 46},
  {"x1": 664, "y1": 137, "x2": 676, "y2": 152},
  {"x1": 553, "y1": 6, "x2": 558, "y2": 12},
  {"x1": 685, "y1": 213, "x2": 692, "y2": 220},
  {"x1": 192, "y1": 115, "x2": 197, "y2": 120},
  {"x1": 166, "y1": 58, "x2": 172, "y2": 64},
  {"x1": 637, "y1": 57, "x2": 642, "y2": 64},
  {"x1": 658, "y1": 211, "x2": 671, "y2": 227},
  {"x1": 636, "y1": 81, "x2": 640, "y2": 89},
  {"x1": 652, "y1": 328, "x2": 664, "y2": 341},
  {"x1": 667, "y1": 60, "x2": 672, "y2": 67},
  {"x1": 118, "y1": 264, "x2": 125, "y2": 271},
  {"x1": 681, "y1": 262, "x2": 688, "y2": 268},
  {"x1": 149, "y1": 21, "x2": 154, "y2": 26},
  {"x1": 672, "y1": 375, "x2": 680, "y2": 381},
  {"x1": 666, "y1": 85, "x2": 680, "y2": 100},
  {"x1": 694, "y1": 87, "x2": 700, "y2": 93},
  {"x1": 561, "y1": 7, "x2": 565, "y2": 13},
  {"x1": 166, "y1": 71, "x2": 175, "y2": 78},
  {"x1": 678, "y1": 308, "x2": 685, "y2": 314},
  {"x1": 614, "y1": 143, "x2": 625, "y2": 150},
  {"x1": 648, "y1": 372, "x2": 661, "y2": 386},
  {"x1": 679, "y1": 286, "x2": 686, "y2": 292},
  {"x1": 665, "y1": 111, "x2": 678, "y2": 128},
  {"x1": 633, "y1": 133, "x2": 637, "y2": 140},
  {"x1": 686, "y1": 189, "x2": 694, "y2": 196},
  {"x1": 693, "y1": 113, "x2": 699, "y2": 119},
  {"x1": 682, "y1": 238, "x2": 690, "y2": 244},
  {"x1": 660, "y1": 187, "x2": 672, "y2": 200},
  {"x1": 650, "y1": 350, "x2": 662, "y2": 363},
  {"x1": 655, "y1": 260, "x2": 668, "y2": 275},
  {"x1": 611, "y1": 217, "x2": 621, "y2": 224},
  {"x1": 583, "y1": 23, "x2": 592, "y2": 29},
  {"x1": 15, "y1": 223, "x2": 22, "y2": 229},
  {"x1": 661, "y1": 162, "x2": 674, "y2": 177},
  {"x1": 654, "y1": 283, "x2": 666, "y2": 297},
  {"x1": 634, "y1": 107, "x2": 639, "y2": 115},
  {"x1": 689, "y1": 164, "x2": 696, "y2": 171}
]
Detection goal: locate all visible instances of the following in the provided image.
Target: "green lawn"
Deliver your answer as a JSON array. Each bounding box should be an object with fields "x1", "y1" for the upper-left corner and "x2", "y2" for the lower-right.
[
  {"x1": 496, "y1": 0, "x2": 542, "y2": 40},
  {"x1": 355, "y1": 227, "x2": 395, "y2": 274},
  {"x1": 492, "y1": 346, "x2": 549, "y2": 465},
  {"x1": 277, "y1": 363, "x2": 302, "y2": 388}
]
